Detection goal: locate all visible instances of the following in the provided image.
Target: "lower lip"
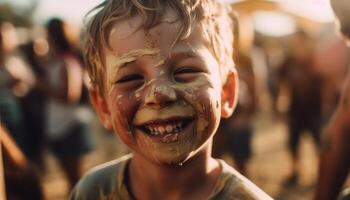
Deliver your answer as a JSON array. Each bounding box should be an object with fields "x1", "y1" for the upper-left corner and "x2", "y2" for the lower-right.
[{"x1": 146, "y1": 130, "x2": 182, "y2": 143}]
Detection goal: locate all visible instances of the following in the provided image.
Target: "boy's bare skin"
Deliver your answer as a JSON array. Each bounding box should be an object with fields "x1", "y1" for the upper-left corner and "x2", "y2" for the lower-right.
[
  {"x1": 89, "y1": 11, "x2": 237, "y2": 199},
  {"x1": 314, "y1": 0, "x2": 350, "y2": 199}
]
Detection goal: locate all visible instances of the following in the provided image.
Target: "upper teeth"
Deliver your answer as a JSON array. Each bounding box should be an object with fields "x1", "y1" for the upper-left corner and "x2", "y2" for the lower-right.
[{"x1": 145, "y1": 122, "x2": 183, "y2": 135}]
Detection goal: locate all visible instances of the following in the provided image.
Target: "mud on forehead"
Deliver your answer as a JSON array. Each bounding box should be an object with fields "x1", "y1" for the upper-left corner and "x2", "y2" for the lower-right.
[
  {"x1": 105, "y1": 12, "x2": 208, "y2": 71},
  {"x1": 107, "y1": 9, "x2": 181, "y2": 53}
]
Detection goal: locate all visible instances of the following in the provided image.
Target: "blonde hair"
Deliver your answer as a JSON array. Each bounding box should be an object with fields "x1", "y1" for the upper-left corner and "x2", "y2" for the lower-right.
[{"x1": 84, "y1": 0, "x2": 236, "y2": 94}]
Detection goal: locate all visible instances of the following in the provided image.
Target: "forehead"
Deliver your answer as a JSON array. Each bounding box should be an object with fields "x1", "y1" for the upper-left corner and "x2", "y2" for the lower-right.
[{"x1": 106, "y1": 12, "x2": 207, "y2": 56}]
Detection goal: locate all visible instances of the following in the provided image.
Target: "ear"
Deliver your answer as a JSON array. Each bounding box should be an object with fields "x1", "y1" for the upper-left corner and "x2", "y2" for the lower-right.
[
  {"x1": 221, "y1": 69, "x2": 238, "y2": 118},
  {"x1": 89, "y1": 89, "x2": 113, "y2": 130}
]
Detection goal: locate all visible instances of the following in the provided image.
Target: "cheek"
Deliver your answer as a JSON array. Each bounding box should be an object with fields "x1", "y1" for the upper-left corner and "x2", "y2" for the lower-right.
[
  {"x1": 108, "y1": 89, "x2": 140, "y2": 137},
  {"x1": 195, "y1": 87, "x2": 221, "y2": 133},
  {"x1": 176, "y1": 81, "x2": 221, "y2": 138}
]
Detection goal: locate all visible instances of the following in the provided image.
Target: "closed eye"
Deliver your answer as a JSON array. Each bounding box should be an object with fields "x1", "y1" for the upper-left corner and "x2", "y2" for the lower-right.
[
  {"x1": 174, "y1": 67, "x2": 201, "y2": 82},
  {"x1": 175, "y1": 67, "x2": 201, "y2": 74},
  {"x1": 115, "y1": 74, "x2": 144, "y2": 84}
]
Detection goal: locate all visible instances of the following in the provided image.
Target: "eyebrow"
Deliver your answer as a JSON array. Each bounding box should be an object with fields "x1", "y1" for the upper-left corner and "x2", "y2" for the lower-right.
[
  {"x1": 114, "y1": 48, "x2": 161, "y2": 69},
  {"x1": 169, "y1": 50, "x2": 206, "y2": 66},
  {"x1": 113, "y1": 47, "x2": 204, "y2": 72}
]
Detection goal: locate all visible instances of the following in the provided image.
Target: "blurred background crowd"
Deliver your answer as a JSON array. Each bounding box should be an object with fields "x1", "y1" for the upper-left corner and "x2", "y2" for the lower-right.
[{"x1": 0, "y1": 0, "x2": 349, "y2": 199}]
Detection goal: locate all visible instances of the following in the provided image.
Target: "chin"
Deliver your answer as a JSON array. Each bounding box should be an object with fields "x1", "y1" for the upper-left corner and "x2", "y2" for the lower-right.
[{"x1": 154, "y1": 153, "x2": 190, "y2": 166}]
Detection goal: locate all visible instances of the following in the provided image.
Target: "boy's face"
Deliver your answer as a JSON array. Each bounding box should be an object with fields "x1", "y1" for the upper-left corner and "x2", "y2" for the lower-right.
[{"x1": 91, "y1": 13, "x2": 237, "y2": 165}]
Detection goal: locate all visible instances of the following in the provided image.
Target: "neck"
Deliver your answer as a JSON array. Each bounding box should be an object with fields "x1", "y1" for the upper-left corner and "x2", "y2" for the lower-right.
[{"x1": 128, "y1": 145, "x2": 221, "y2": 200}]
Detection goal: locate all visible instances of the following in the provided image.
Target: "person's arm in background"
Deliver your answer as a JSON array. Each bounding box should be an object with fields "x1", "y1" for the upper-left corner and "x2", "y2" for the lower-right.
[
  {"x1": 315, "y1": 74, "x2": 350, "y2": 200},
  {"x1": 0, "y1": 124, "x2": 44, "y2": 200},
  {"x1": 0, "y1": 67, "x2": 20, "y2": 89},
  {"x1": 0, "y1": 125, "x2": 6, "y2": 200},
  {"x1": 46, "y1": 55, "x2": 83, "y2": 104}
]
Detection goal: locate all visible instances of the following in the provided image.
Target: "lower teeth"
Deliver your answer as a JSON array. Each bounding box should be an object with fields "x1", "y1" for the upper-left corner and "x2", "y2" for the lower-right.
[{"x1": 150, "y1": 127, "x2": 182, "y2": 135}]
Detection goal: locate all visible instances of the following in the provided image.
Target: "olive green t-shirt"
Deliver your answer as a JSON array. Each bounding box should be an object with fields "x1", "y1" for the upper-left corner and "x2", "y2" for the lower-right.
[{"x1": 69, "y1": 154, "x2": 273, "y2": 200}]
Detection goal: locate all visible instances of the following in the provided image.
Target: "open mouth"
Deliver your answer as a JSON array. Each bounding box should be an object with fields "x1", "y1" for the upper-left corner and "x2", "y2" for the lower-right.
[{"x1": 137, "y1": 117, "x2": 193, "y2": 137}]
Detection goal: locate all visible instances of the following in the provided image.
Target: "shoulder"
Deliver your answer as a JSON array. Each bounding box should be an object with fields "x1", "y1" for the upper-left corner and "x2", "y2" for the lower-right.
[
  {"x1": 69, "y1": 154, "x2": 132, "y2": 200},
  {"x1": 211, "y1": 160, "x2": 273, "y2": 200}
]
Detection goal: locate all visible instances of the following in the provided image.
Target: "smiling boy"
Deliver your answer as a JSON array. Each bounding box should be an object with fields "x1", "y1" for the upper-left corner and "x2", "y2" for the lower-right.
[{"x1": 69, "y1": 0, "x2": 272, "y2": 199}]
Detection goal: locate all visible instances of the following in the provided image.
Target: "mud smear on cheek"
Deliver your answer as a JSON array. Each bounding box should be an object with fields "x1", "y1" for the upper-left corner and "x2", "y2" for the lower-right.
[
  {"x1": 173, "y1": 76, "x2": 214, "y2": 136},
  {"x1": 114, "y1": 94, "x2": 133, "y2": 136}
]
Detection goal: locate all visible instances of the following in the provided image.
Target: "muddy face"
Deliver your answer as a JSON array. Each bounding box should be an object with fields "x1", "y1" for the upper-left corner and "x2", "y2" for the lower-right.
[{"x1": 101, "y1": 13, "x2": 224, "y2": 165}]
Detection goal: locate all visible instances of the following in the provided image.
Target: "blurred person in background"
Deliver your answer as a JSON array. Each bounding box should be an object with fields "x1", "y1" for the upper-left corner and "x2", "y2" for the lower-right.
[
  {"x1": 278, "y1": 29, "x2": 323, "y2": 186},
  {"x1": 44, "y1": 17, "x2": 94, "y2": 191},
  {"x1": 0, "y1": 20, "x2": 47, "y2": 199},
  {"x1": 213, "y1": 14, "x2": 257, "y2": 175},
  {"x1": 1, "y1": 124, "x2": 44, "y2": 200},
  {"x1": 213, "y1": 52, "x2": 257, "y2": 175},
  {"x1": 19, "y1": 39, "x2": 49, "y2": 169},
  {"x1": 0, "y1": 21, "x2": 35, "y2": 158},
  {"x1": 314, "y1": 0, "x2": 350, "y2": 199}
]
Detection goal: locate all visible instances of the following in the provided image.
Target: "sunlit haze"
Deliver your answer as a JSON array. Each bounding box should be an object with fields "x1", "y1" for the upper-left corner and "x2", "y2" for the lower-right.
[
  {"x1": 1, "y1": 0, "x2": 335, "y2": 26},
  {"x1": 0, "y1": 0, "x2": 103, "y2": 26}
]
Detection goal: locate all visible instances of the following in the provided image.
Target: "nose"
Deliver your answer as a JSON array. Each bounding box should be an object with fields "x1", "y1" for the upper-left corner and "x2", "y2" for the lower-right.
[{"x1": 144, "y1": 82, "x2": 177, "y2": 108}]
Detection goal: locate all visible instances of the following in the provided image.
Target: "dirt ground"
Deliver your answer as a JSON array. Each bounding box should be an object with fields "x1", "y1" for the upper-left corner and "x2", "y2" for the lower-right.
[{"x1": 41, "y1": 111, "x2": 346, "y2": 200}]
